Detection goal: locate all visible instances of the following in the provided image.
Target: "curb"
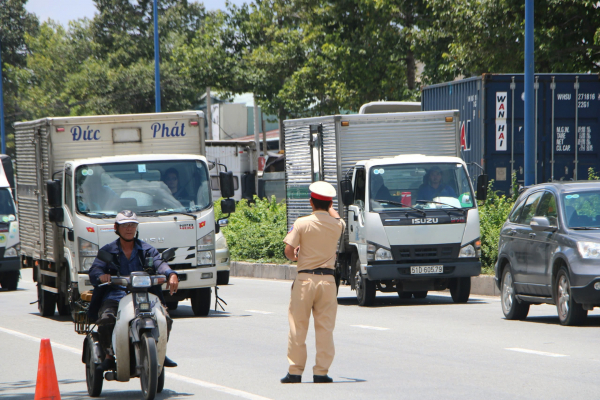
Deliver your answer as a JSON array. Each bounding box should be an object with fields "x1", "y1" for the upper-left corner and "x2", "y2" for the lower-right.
[{"x1": 230, "y1": 261, "x2": 500, "y2": 297}]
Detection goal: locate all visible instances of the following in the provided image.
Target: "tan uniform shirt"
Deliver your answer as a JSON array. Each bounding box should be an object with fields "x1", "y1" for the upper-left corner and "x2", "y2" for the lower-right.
[{"x1": 283, "y1": 211, "x2": 346, "y2": 270}]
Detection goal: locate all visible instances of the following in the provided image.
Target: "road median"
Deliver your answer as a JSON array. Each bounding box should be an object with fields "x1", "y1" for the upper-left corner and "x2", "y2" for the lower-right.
[{"x1": 230, "y1": 261, "x2": 500, "y2": 296}]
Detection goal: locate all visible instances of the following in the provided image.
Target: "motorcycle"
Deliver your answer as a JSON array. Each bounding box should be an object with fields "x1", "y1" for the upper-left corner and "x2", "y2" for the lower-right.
[{"x1": 81, "y1": 247, "x2": 176, "y2": 400}]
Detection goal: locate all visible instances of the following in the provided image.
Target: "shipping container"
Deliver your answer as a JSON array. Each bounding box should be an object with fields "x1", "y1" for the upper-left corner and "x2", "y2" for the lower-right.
[{"x1": 422, "y1": 74, "x2": 600, "y2": 195}]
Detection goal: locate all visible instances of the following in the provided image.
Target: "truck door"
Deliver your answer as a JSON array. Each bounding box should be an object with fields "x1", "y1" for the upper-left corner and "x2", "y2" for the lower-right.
[{"x1": 348, "y1": 168, "x2": 366, "y2": 245}]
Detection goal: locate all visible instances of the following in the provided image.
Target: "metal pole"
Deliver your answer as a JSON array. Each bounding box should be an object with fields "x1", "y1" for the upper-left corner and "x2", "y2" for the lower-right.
[
  {"x1": 574, "y1": 76, "x2": 579, "y2": 180},
  {"x1": 510, "y1": 77, "x2": 515, "y2": 183},
  {"x1": 253, "y1": 95, "x2": 260, "y2": 191},
  {"x1": 0, "y1": 39, "x2": 6, "y2": 154},
  {"x1": 153, "y1": 0, "x2": 161, "y2": 113},
  {"x1": 550, "y1": 77, "x2": 556, "y2": 181},
  {"x1": 534, "y1": 76, "x2": 539, "y2": 184},
  {"x1": 524, "y1": 0, "x2": 535, "y2": 186},
  {"x1": 206, "y1": 87, "x2": 212, "y2": 139}
]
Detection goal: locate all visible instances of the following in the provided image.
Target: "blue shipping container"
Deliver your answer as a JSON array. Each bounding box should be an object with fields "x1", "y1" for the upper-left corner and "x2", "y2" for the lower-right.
[{"x1": 422, "y1": 74, "x2": 600, "y2": 195}]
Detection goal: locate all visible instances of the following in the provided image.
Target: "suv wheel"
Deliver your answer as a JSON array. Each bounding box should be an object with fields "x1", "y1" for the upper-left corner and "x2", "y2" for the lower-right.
[
  {"x1": 501, "y1": 266, "x2": 529, "y2": 320},
  {"x1": 556, "y1": 267, "x2": 587, "y2": 326}
]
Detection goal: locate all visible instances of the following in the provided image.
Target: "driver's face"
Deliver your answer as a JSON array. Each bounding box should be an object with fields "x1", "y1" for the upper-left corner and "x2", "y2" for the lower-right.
[
  {"x1": 430, "y1": 170, "x2": 442, "y2": 185},
  {"x1": 116, "y1": 223, "x2": 137, "y2": 241}
]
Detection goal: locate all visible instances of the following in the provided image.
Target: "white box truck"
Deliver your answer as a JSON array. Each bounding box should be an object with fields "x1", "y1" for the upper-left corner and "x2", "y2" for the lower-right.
[
  {"x1": 284, "y1": 111, "x2": 487, "y2": 306},
  {"x1": 0, "y1": 155, "x2": 20, "y2": 290},
  {"x1": 14, "y1": 111, "x2": 236, "y2": 317},
  {"x1": 205, "y1": 140, "x2": 258, "y2": 201}
]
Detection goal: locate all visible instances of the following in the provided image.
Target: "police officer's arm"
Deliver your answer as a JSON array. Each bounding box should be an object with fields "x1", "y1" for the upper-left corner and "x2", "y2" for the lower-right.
[
  {"x1": 328, "y1": 202, "x2": 341, "y2": 219},
  {"x1": 283, "y1": 222, "x2": 301, "y2": 262},
  {"x1": 285, "y1": 245, "x2": 298, "y2": 262},
  {"x1": 151, "y1": 247, "x2": 179, "y2": 295}
]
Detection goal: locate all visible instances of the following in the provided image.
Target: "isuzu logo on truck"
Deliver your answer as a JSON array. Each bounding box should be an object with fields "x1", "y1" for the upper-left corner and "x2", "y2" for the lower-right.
[{"x1": 412, "y1": 218, "x2": 439, "y2": 224}]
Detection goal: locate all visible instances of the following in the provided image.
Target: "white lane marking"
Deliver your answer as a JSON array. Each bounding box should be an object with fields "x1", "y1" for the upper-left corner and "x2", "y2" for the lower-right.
[
  {"x1": 505, "y1": 348, "x2": 568, "y2": 358},
  {"x1": 245, "y1": 310, "x2": 273, "y2": 315},
  {"x1": 0, "y1": 326, "x2": 274, "y2": 400},
  {"x1": 350, "y1": 325, "x2": 389, "y2": 331}
]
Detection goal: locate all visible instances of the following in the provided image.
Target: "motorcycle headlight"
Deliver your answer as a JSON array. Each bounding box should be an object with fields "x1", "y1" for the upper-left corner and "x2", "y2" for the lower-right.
[
  {"x1": 78, "y1": 238, "x2": 99, "y2": 271},
  {"x1": 198, "y1": 231, "x2": 215, "y2": 250},
  {"x1": 577, "y1": 242, "x2": 600, "y2": 259},
  {"x1": 375, "y1": 248, "x2": 393, "y2": 261},
  {"x1": 197, "y1": 250, "x2": 213, "y2": 266},
  {"x1": 459, "y1": 244, "x2": 476, "y2": 258},
  {"x1": 132, "y1": 275, "x2": 151, "y2": 288}
]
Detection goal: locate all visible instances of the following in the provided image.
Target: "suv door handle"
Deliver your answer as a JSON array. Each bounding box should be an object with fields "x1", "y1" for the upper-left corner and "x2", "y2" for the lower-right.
[
  {"x1": 529, "y1": 233, "x2": 536, "y2": 238},
  {"x1": 508, "y1": 229, "x2": 517, "y2": 236}
]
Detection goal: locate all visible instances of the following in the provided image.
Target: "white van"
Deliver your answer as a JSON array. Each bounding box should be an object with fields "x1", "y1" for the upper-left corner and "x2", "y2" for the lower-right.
[{"x1": 0, "y1": 155, "x2": 20, "y2": 290}]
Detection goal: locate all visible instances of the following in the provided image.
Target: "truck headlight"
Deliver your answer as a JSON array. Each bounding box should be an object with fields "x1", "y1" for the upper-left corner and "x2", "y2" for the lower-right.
[
  {"x1": 198, "y1": 231, "x2": 215, "y2": 251},
  {"x1": 197, "y1": 250, "x2": 213, "y2": 266},
  {"x1": 375, "y1": 248, "x2": 393, "y2": 261},
  {"x1": 577, "y1": 241, "x2": 600, "y2": 259},
  {"x1": 459, "y1": 244, "x2": 476, "y2": 258},
  {"x1": 79, "y1": 238, "x2": 99, "y2": 271},
  {"x1": 4, "y1": 242, "x2": 20, "y2": 258}
]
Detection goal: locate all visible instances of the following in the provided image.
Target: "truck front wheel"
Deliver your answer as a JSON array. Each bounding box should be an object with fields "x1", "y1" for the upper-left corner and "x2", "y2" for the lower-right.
[
  {"x1": 450, "y1": 277, "x2": 471, "y2": 303},
  {"x1": 0, "y1": 271, "x2": 20, "y2": 291},
  {"x1": 353, "y1": 257, "x2": 375, "y2": 306},
  {"x1": 191, "y1": 288, "x2": 211, "y2": 316}
]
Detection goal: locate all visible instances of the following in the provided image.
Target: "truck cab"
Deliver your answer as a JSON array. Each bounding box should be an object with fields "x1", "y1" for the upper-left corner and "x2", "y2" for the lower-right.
[
  {"x1": 0, "y1": 173, "x2": 19, "y2": 290},
  {"x1": 341, "y1": 154, "x2": 485, "y2": 305}
]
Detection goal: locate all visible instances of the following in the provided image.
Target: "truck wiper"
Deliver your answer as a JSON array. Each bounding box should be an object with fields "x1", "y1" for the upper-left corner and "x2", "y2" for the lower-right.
[
  {"x1": 415, "y1": 200, "x2": 465, "y2": 214},
  {"x1": 138, "y1": 209, "x2": 198, "y2": 220},
  {"x1": 571, "y1": 226, "x2": 600, "y2": 230},
  {"x1": 372, "y1": 199, "x2": 426, "y2": 216}
]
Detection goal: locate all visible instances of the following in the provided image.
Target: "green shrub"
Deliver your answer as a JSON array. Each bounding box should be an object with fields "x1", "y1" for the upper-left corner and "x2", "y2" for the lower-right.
[
  {"x1": 215, "y1": 196, "x2": 289, "y2": 264},
  {"x1": 478, "y1": 178, "x2": 515, "y2": 274},
  {"x1": 588, "y1": 167, "x2": 599, "y2": 180}
]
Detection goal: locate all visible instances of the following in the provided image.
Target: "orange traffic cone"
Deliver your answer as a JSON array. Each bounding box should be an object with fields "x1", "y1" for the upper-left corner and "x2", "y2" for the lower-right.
[{"x1": 34, "y1": 338, "x2": 61, "y2": 400}]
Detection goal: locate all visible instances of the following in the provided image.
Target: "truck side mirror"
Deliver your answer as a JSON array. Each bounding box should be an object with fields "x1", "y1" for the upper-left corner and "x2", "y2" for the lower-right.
[
  {"x1": 476, "y1": 174, "x2": 488, "y2": 201},
  {"x1": 48, "y1": 207, "x2": 64, "y2": 223},
  {"x1": 221, "y1": 198, "x2": 236, "y2": 214},
  {"x1": 339, "y1": 179, "x2": 354, "y2": 206},
  {"x1": 46, "y1": 180, "x2": 62, "y2": 207},
  {"x1": 219, "y1": 171, "x2": 235, "y2": 198}
]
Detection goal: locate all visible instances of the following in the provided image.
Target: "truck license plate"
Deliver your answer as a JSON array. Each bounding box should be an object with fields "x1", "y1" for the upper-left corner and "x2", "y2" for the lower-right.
[{"x1": 410, "y1": 266, "x2": 443, "y2": 274}]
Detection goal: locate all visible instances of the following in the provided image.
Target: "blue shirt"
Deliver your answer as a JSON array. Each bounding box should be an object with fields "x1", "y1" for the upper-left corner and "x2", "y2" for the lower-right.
[
  {"x1": 89, "y1": 238, "x2": 177, "y2": 303},
  {"x1": 416, "y1": 184, "x2": 457, "y2": 201}
]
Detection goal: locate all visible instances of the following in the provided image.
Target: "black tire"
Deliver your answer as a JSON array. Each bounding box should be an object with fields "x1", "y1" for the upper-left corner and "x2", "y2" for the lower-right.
[
  {"x1": 191, "y1": 288, "x2": 211, "y2": 316},
  {"x1": 166, "y1": 301, "x2": 179, "y2": 311},
  {"x1": 556, "y1": 267, "x2": 587, "y2": 326},
  {"x1": 413, "y1": 291, "x2": 428, "y2": 299},
  {"x1": 157, "y1": 364, "x2": 165, "y2": 393},
  {"x1": 0, "y1": 271, "x2": 19, "y2": 290},
  {"x1": 450, "y1": 277, "x2": 471, "y2": 303},
  {"x1": 353, "y1": 256, "x2": 375, "y2": 306},
  {"x1": 500, "y1": 266, "x2": 530, "y2": 320},
  {"x1": 37, "y1": 284, "x2": 56, "y2": 317},
  {"x1": 57, "y1": 296, "x2": 71, "y2": 316},
  {"x1": 397, "y1": 291, "x2": 412, "y2": 299},
  {"x1": 216, "y1": 270, "x2": 230, "y2": 285},
  {"x1": 86, "y1": 339, "x2": 103, "y2": 397},
  {"x1": 140, "y1": 332, "x2": 158, "y2": 400}
]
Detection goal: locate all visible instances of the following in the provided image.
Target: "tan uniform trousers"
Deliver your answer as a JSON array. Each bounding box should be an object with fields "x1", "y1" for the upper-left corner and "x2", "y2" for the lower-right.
[{"x1": 287, "y1": 272, "x2": 338, "y2": 376}]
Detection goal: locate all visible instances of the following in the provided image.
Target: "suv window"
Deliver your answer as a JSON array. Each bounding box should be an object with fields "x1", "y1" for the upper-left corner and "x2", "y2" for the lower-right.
[
  {"x1": 509, "y1": 198, "x2": 526, "y2": 223},
  {"x1": 535, "y1": 191, "x2": 558, "y2": 226},
  {"x1": 517, "y1": 191, "x2": 544, "y2": 225}
]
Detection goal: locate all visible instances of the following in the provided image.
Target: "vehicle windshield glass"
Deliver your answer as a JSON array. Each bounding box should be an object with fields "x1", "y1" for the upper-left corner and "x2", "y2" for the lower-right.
[
  {"x1": 562, "y1": 190, "x2": 600, "y2": 228},
  {"x1": 369, "y1": 162, "x2": 474, "y2": 212},
  {"x1": 0, "y1": 188, "x2": 16, "y2": 221},
  {"x1": 75, "y1": 160, "x2": 211, "y2": 216}
]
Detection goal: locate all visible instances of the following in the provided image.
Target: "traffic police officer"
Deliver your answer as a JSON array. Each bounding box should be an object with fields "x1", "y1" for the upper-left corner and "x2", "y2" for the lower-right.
[{"x1": 281, "y1": 181, "x2": 345, "y2": 384}]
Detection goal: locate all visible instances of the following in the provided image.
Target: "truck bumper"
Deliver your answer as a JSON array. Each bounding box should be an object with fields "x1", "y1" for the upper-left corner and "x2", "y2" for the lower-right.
[
  {"x1": 365, "y1": 260, "x2": 481, "y2": 281},
  {"x1": 169, "y1": 267, "x2": 217, "y2": 289},
  {"x1": 0, "y1": 257, "x2": 20, "y2": 273}
]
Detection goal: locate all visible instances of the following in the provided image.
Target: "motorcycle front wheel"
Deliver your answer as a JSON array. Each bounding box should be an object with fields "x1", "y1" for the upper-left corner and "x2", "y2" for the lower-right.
[
  {"x1": 86, "y1": 338, "x2": 103, "y2": 397},
  {"x1": 140, "y1": 332, "x2": 158, "y2": 400}
]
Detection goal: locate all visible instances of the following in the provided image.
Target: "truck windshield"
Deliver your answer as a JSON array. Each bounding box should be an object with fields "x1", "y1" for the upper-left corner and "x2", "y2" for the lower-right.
[
  {"x1": 75, "y1": 160, "x2": 211, "y2": 216},
  {"x1": 0, "y1": 188, "x2": 16, "y2": 221},
  {"x1": 369, "y1": 163, "x2": 475, "y2": 212}
]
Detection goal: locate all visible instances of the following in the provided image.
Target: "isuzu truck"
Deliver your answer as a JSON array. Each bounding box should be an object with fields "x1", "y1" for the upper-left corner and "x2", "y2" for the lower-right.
[
  {"x1": 14, "y1": 111, "x2": 235, "y2": 317},
  {"x1": 284, "y1": 110, "x2": 487, "y2": 306}
]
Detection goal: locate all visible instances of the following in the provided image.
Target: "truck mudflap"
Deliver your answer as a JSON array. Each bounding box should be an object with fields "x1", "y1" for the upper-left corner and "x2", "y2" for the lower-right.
[{"x1": 365, "y1": 260, "x2": 481, "y2": 281}]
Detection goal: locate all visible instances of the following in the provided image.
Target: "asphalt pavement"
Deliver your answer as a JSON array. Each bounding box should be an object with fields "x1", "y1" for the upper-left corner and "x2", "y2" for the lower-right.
[{"x1": 2, "y1": 271, "x2": 600, "y2": 400}]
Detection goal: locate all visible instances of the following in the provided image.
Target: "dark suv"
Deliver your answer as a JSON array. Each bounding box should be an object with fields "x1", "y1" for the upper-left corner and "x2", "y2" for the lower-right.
[{"x1": 494, "y1": 182, "x2": 600, "y2": 325}]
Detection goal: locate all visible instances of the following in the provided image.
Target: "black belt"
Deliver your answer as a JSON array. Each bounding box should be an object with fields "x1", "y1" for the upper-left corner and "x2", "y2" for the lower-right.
[{"x1": 297, "y1": 268, "x2": 335, "y2": 276}]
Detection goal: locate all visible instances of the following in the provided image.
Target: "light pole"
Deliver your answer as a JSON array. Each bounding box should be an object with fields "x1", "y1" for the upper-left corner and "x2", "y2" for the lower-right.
[
  {"x1": 524, "y1": 0, "x2": 534, "y2": 186},
  {"x1": 153, "y1": 0, "x2": 161, "y2": 113},
  {"x1": 0, "y1": 39, "x2": 6, "y2": 154}
]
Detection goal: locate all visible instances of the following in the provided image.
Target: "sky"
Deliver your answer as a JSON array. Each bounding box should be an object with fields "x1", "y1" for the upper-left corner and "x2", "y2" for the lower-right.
[{"x1": 24, "y1": 0, "x2": 248, "y2": 26}]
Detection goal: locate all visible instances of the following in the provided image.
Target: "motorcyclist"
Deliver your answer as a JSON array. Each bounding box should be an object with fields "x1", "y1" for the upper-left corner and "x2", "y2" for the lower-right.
[{"x1": 88, "y1": 210, "x2": 179, "y2": 371}]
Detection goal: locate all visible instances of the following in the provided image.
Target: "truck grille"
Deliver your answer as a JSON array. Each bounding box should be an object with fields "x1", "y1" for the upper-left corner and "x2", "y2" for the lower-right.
[{"x1": 391, "y1": 244, "x2": 460, "y2": 263}]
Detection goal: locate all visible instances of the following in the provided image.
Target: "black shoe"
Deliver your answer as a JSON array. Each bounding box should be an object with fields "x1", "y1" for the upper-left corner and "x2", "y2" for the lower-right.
[
  {"x1": 280, "y1": 373, "x2": 302, "y2": 384},
  {"x1": 99, "y1": 358, "x2": 116, "y2": 371},
  {"x1": 96, "y1": 314, "x2": 116, "y2": 326},
  {"x1": 163, "y1": 356, "x2": 177, "y2": 368},
  {"x1": 313, "y1": 375, "x2": 333, "y2": 383}
]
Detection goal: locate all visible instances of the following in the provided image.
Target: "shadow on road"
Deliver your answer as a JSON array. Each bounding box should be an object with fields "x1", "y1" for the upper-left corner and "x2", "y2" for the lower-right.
[
  {"x1": 169, "y1": 305, "x2": 250, "y2": 319},
  {"x1": 520, "y1": 314, "x2": 600, "y2": 327},
  {"x1": 337, "y1": 294, "x2": 488, "y2": 308}
]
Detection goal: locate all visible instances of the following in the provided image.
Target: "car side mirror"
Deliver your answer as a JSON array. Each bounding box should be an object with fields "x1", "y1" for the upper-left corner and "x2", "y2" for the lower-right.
[
  {"x1": 219, "y1": 171, "x2": 235, "y2": 198},
  {"x1": 531, "y1": 216, "x2": 558, "y2": 232},
  {"x1": 97, "y1": 249, "x2": 114, "y2": 264},
  {"x1": 46, "y1": 179, "x2": 62, "y2": 207},
  {"x1": 221, "y1": 198, "x2": 236, "y2": 214},
  {"x1": 48, "y1": 207, "x2": 64, "y2": 223},
  {"x1": 161, "y1": 247, "x2": 176, "y2": 262},
  {"x1": 339, "y1": 179, "x2": 354, "y2": 206},
  {"x1": 476, "y1": 174, "x2": 488, "y2": 201}
]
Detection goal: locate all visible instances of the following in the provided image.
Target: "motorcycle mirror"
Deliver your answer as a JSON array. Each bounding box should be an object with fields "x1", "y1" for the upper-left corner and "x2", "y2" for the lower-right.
[
  {"x1": 162, "y1": 247, "x2": 176, "y2": 262},
  {"x1": 97, "y1": 249, "x2": 113, "y2": 264}
]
